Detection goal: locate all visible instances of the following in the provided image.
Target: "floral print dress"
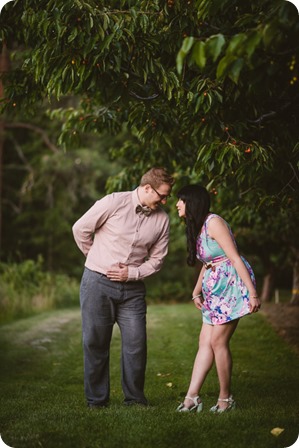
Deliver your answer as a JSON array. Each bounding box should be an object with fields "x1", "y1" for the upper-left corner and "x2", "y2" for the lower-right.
[{"x1": 196, "y1": 214, "x2": 255, "y2": 325}]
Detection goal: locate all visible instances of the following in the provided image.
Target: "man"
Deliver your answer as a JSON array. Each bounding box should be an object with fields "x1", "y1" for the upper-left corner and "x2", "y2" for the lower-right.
[{"x1": 72, "y1": 167, "x2": 175, "y2": 408}]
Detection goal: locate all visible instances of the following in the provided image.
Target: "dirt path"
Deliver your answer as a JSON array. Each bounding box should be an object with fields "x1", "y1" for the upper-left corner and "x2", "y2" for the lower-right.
[
  {"x1": 0, "y1": 309, "x2": 81, "y2": 351},
  {"x1": 261, "y1": 302, "x2": 299, "y2": 356},
  {"x1": 2, "y1": 304, "x2": 298, "y2": 358}
]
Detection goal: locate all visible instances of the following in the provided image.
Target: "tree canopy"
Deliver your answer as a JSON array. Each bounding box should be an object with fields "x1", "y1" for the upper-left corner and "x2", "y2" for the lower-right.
[
  {"x1": 1, "y1": 0, "x2": 298, "y2": 199},
  {"x1": 0, "y1": 0, "x2": 298, "y2": 298}
]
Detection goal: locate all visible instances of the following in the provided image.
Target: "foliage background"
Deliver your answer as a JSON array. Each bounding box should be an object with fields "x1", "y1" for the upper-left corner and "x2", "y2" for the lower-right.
[{"x1": 0, "y1": 0, "x2": 299, "y2": 320}]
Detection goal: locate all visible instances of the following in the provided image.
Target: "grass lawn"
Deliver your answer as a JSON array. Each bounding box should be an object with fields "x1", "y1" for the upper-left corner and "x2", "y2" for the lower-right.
[{"x1": 0, "y1": 304, "x2": 298, "y2": 448}]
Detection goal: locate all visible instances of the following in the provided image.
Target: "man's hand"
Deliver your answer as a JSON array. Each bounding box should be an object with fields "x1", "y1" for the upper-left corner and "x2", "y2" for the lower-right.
[{"x1": 106, "y1": 263, "x2": 129, "y2": 282}]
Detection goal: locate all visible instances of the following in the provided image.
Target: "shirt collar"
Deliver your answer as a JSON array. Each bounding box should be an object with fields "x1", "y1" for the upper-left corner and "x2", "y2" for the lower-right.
[
  {"x1": 132, "y1": 188, "x2": 141, "y2": 208},
  {"x1": 132, "y1": 188, "x2": 154, "y2": 216}
]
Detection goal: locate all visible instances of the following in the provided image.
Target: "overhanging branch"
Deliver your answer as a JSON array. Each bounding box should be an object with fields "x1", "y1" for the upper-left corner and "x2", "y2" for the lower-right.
[
  {"x1": 3, "y1": 122, "x2": 59, "y2": 153},
  {"x1": 248, "y1": 95, "x2": 299, "y2": 125},
  {"x1": 129, "y1": 91, "x2": 160, "y2": 100}
]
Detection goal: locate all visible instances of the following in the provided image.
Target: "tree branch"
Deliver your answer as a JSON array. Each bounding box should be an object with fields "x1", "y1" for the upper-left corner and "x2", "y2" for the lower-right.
[
  {"x1": 248, "y1": 110, "x2": 276, "y2": 124},
  {"x1": 248, "y1": 96, "x2": 299, "y2": 125},
  {"x1": 3, "y1": 122, "x2": 59, "y2": 153},
  {"x1": 277, "y1": 162, "x2": 299, "y2": 197},
  {"x1": 129, "y1": 91, "x2": 159, "y2": 100}
]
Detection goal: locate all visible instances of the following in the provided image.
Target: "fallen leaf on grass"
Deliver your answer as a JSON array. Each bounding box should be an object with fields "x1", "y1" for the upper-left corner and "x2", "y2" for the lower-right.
[{"x1": 271, "y1": 427, "x2": 285, "y2": 437}]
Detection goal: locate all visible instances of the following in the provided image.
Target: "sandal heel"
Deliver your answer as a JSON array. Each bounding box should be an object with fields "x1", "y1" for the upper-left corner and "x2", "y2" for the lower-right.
[
  {"x1": 210, "y1": 395, "x2": 236, "y2": 414},
  {"x1": 176, "y1": 395, "x2": 203, "y2": 413}
]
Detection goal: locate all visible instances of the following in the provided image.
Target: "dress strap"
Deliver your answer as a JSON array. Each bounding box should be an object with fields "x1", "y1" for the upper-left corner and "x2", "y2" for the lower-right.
[
  {"x1": 205, "y1": 213, "x2": 220, "y2": 224},
  {"x1": 204, "y1": 213, "x2": 220, "y2": 240}
]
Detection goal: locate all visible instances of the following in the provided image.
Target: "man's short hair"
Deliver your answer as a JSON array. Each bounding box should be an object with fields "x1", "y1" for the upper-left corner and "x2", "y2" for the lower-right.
[{"x1": 140, "y1": 167, "x2": 175, "y2": 189}]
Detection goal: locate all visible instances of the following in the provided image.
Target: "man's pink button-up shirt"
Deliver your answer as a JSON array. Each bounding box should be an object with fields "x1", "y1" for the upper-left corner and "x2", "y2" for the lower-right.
[{"x1": 72, "y1": 188, "x2": 170, "y2": 281}]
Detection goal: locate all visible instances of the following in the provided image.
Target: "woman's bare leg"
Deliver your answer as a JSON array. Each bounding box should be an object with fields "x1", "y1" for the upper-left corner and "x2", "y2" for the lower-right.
[
  {"x1": 183, "y1": 323, "x2": 214, "y2": 407},
  {"x1": 211, "y1": 319, "x2": 239, "y2": 409}
]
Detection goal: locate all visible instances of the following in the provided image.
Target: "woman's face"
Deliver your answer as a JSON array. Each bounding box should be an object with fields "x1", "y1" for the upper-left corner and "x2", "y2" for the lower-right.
[{"x1": 176, "y1": 198, "x2": 186, "y2": 218}]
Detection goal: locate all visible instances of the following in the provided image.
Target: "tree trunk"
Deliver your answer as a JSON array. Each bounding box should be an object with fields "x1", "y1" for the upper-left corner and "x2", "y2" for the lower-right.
[
  {"x1": 260, "y1": 267, "x2": 275, "y2": 302},
  {"x1": 291, "y1": 249, "x2": 299, "y2": 305},
  {"x1": 0, "y1": 42, "x2": 10, "y2": 260}
]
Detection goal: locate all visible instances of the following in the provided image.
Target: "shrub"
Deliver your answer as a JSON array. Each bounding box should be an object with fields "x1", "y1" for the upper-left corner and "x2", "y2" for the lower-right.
[{"x1": 0, "y1": 258, "x2": 79, "y2": 323}]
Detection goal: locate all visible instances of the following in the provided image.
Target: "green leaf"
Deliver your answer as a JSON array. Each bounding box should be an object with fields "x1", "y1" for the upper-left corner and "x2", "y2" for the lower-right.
[
  {"x1": 89, "y1": 14, "x2": 94, "y2": 29},
  {"x1": 192, "y1": 41, "x2": 206, "y2": 69},
  {"x1": 208, "y1": 160, "x2": 215, "y2": 171},
  {"x1": 226, "y1": 34, "x2": 246, "y2": 56},
  {"x1": 228, "y1": 58, "x2": 244, "y2": 84},
  {"x1": 206, "y1": 34, "x2": 225, "y2": 62},
  {"x1": 187, "y1": 91, "x2": 194, "y2": 102},
  {"x1": 68, "y1": 28, "x2": 78, "y2": 43},
  {"x1": 216, "y1": 54, "x2": 236, "y2": 79},
  {"x1": 102, "y1": 13, "x2": 110, "y2": 31},
  {"x1": 182, "y1": 36, "x2": 195, "y2": 53},
  {"x1": 176, "y1": 37, "x2": 195, "y2": 74},
  {"x1": 262, "y1": 23, "x2": 277, "y2": 48},
  {"x1": 62, "y1": 65, "x2": 69, "y2": 82},
  {"x1": 195, "y1": 94, "x2": 204, "y2": 113},
  {"x1": 176, "y1": 49, "x2": 185, "y2": 75},
  {"x1": 98, "y1": 24, "x2": 105, "y2": 40},
  {"x1": 245, "y1": 31, "x2": 262, "y2": 59}
]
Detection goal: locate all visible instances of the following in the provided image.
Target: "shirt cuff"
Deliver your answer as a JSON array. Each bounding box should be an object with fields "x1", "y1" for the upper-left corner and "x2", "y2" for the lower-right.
[{"x1": 127, "y1": 266, "x2": 140, "y2": 281}]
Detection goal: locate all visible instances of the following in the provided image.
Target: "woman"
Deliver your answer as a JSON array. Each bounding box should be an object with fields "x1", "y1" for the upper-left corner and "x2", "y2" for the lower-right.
[{"x1": 175, "y1": 185, "x2": 260, "y2": 413}]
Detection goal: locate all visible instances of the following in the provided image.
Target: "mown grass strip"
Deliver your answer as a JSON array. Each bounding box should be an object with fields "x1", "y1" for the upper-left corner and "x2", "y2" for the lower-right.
[{"x1": 0, "y1": 304, "x2": 298, "y2": 448}]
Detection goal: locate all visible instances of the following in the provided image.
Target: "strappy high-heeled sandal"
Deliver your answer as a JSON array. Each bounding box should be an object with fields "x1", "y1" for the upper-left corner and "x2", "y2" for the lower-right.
[
  {"x1": 210, "y1": 395, "x2": 236, "y2": 413},
  {"x1": 176, "y1": 395, "x2": 203, "y2": 413}
]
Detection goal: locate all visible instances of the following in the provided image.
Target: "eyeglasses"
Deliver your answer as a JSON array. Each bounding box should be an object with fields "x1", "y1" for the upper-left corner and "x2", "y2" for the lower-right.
[{"x1": 151, "y1": 186, "x2": 171, "y2": 201}]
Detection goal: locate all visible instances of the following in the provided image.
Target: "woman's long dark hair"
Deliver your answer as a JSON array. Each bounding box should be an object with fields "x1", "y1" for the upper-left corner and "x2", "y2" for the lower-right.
[{"x1": 177, "y1": 185, "x2": 211, "y2": 266}]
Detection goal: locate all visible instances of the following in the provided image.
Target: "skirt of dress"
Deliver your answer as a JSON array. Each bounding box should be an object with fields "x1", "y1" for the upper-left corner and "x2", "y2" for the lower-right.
[{"x1": 201, "y1": 257, "x2": 255, "y2": 325}]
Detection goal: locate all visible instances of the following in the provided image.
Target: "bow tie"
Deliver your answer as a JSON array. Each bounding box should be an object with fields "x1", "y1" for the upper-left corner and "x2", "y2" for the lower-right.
[{"x1": 136, "y1": 205, "x2": 152, "y2": 216}]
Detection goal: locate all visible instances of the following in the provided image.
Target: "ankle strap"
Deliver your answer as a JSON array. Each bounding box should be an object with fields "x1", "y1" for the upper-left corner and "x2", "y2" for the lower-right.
[
  {"x1": 218, "y1": 396, "x2": 233, "y2": 403},
  {"x1": 185, "y1": 395, "x2": 200, "y2": 405}
]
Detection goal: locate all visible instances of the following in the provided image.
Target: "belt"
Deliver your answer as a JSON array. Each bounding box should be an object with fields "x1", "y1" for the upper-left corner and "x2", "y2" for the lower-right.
[{"x1": 203, "y1": 256, "x2": 229, "y2": 271}]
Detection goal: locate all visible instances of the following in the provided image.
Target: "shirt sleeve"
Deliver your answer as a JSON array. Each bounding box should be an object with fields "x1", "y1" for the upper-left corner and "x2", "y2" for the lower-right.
[
  {"x1": 72, "y1": 195, "x2": 113, "y2": 256},
  {"x1": 127, "y1": 217, "x2": 170, "y2": 281}
]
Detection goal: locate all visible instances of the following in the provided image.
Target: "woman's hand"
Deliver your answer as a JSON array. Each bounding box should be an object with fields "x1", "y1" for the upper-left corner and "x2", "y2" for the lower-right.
[
  {"x1": 192, "y1": 292, "x2": 204, "y2": 310},
  {"x1": 193, "y1": 296, "x2": 204, "y2": 310},
  {"x1": 249, "y1": 294, "x2": 261, "y2": 313}
]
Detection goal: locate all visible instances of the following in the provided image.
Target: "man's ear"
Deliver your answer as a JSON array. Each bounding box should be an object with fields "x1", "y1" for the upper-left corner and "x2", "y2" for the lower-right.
[{"x1": 143, "y1": 184, "x2": 152, "y2": 193}]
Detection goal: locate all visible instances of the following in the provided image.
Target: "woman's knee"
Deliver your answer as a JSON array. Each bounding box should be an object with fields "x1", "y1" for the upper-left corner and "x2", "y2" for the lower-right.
[
  {"x1": 210, "y1": 321, "x2": 238, "y2": 351},
  {"x1": 198, "y1": 324, "x2": 213, "y2": 349},
  {"x1": 210, "y1": 335, "x2": 227, "y2": 352}
]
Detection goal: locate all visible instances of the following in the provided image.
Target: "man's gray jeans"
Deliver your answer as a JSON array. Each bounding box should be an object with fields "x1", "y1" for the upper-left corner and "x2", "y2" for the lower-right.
[{"x1": 80, "y1": 267, "x2": 147, "y2": 406}]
